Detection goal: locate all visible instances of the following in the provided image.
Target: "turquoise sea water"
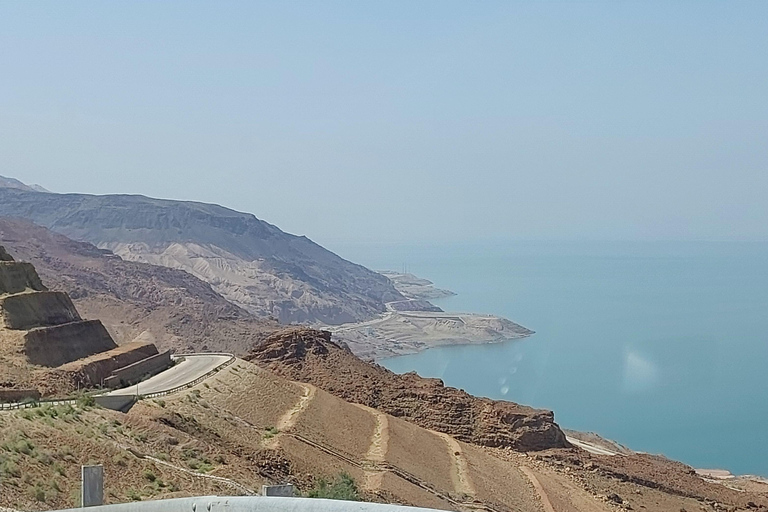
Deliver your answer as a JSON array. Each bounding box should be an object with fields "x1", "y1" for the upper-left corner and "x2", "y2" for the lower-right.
[{"x1": 332, "y1": 241, "x2": 768, "y2": 476}]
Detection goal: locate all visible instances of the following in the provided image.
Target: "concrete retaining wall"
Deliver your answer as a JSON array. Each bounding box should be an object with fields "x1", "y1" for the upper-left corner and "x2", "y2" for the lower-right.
[
  {"x1": 0, "y1": 291, "x2": 81, "y2": 330},
  {"x1": 93, "y1": 395, "x2": 137, "y2": 412},
  {"x1": 0, "y1": 262, "x2": 46, "y2": 295},
  {"x1": 0, "y1": 388, "x2": 41, "y2": 403},
  {"x1": 104, "y1": 350, "x2": 172, "y2": 389},
  {"x1": 23, "y1": 320, "x2": 118, "y2": 367},
  {"x1": 61, "y1": 342, "x2": 159, "y2": 387}
]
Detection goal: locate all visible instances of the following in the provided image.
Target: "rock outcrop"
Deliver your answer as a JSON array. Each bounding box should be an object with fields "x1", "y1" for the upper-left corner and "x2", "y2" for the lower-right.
[{"x1": 247, "y1": 328, "x2": 570, "y2": 452}]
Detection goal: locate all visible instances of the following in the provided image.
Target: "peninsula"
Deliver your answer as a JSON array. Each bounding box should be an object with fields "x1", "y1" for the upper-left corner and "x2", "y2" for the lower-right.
[{"x1": 328, "y1": 271, "x2": 533, "y2": 360}]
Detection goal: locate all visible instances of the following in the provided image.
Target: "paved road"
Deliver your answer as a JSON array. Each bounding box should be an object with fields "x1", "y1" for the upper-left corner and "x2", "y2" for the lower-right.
[{"x1": 107, "y1": 354, "x2": 231, "y2": 396}]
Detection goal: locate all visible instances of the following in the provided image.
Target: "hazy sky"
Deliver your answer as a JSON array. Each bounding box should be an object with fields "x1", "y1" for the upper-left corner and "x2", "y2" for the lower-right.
[{"x1": 1, "y1": 2, "x2": 767, "y2": 245}]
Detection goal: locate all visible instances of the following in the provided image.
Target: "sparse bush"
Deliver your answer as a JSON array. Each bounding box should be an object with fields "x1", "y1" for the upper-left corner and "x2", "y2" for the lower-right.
[
  {"x1": 306, "y1": 472, "x2": 360, "y2": 501},
  {"x1": 37, "y1": 450, "x2": 53, "y2": 465},
  {"x1": 4, "y1": 437, "x2": 36, "y2": 456},
  {"x1": 143, "y1": 469, "x2": 157, "y2": 482},
  {"x1": 112, "y1": 452, "x2": 129, "y2": 467},
  {"x1": 53, "y1": 462, "x2": 67, "y2": 476},
  {"x1": 32, "y1": 482, "x2": 46, "y2": 502},
  {"x1": 127, "y1": 488, "x2": 142, "y2": 501},
  {"x1": 1, "y1": 459, "x2": 21, "y2": 478},
  {"x1": 76, "y1": 394, "x2": 96, "y2": 409},
  {"x1": 264, "y1": 426, "x2": 280, "y2": 439}
]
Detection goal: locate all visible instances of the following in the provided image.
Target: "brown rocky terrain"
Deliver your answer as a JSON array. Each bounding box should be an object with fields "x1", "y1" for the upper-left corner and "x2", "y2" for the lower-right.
[
  {"x1": 3, "y1": 355, "x2": 766, "y2": 512},
  {"x1": 245, "y1": 328, "x2": 768, "y2": 512},
  {"x1": 246, "y1": 327, "x2": 569, "y2": 452},
  {"x1": 0, "y1": 243, "x2": 172, "y2": 397},
  {"x1": 0, "y1": 218, "x2": 277, "y2": 355}
]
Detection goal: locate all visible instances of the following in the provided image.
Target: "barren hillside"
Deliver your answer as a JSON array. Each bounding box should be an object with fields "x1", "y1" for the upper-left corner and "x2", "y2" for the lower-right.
[
  {"x1": 0, "y1": 180, "x2": 404, "y2": 324},
  {"x1": 0, "y1": 218, "x2": 277, "y2": 355},
  {"x1": 247, "y1": 328, "x2": 569, "y2": 452},
  {"x1": 2, "y1": 358, "x2": 766, "y2": 512}
]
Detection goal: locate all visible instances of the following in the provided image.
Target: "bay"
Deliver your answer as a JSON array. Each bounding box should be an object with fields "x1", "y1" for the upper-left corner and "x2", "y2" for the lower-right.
[{"x1": 331, "y1": 241, "x2": 768, "y2": 476}]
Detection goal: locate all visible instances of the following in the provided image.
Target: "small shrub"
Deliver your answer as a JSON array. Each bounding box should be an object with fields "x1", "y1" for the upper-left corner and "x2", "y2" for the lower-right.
[
  {"x1": 37, "y1": 451, "x2": 53, "y2": 465},
  {"x1": 306, "y1": 472, "x2": 360, "y2": 501},
  {"x1": 127, "y1": 488, "x2": 142, "y2": 501},
  {"x1": 1, "y1": 459, "x2": 21, "y2": 478},
  {"x1": 264, "y1": 426, "x2": 280, "y2": 439},
  {"x1": 53, "y1": 462, "x2": 67, "y2": 476},
  {"x1": 32, "y1": 482, "x2": 46, "y2": 502},
  {"x1": 76, "y1": 394, "x2": 96, "y2": 409},
  {"x1": 143, "y1": 470, "x2": 156, "y2": 482}
]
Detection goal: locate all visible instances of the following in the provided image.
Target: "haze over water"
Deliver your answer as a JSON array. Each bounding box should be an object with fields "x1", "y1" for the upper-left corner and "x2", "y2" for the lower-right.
[{"x1": 334, "y1": 241, "x2": 768, "y2": 477}]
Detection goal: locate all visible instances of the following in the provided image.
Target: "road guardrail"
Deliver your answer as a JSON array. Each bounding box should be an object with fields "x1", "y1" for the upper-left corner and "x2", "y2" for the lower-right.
[{"x1": 0, "y1": 353, "x2": 236, "y2": 410}]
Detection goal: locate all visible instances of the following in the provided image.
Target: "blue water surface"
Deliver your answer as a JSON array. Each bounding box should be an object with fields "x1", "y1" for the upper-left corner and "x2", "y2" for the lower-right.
[{"x1": 330, "y1": 241, "x2": 768, "y2": 476}]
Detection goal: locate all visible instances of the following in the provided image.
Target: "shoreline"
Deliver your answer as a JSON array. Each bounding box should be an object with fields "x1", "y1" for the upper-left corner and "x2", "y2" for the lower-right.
[{"x1": 325, "y1": 270, "x2": 533, "y2": 361}]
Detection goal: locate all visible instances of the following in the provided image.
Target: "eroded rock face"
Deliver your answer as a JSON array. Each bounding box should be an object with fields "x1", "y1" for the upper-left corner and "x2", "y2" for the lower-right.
[
  {"x1": 23, "y1": 320, "x2": 118, "y2": 368},
  {"x1": 0, "y1": 261, "x2": 46, "y2": 295},
  {"x1": 0, "y1": 246, "x2": 13, "y2": 261},
  {"x1": 247, "y1": 328, "x2": 570, "y2": 452},
  {"x1": 0, "y1": 291, "x2": 81, "y2": 330}
]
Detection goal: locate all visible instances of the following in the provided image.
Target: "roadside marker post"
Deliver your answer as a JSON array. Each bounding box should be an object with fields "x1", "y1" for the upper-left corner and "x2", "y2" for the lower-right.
[{"x1": 81, "y1": 465, "x2": 104, "y2": 507}]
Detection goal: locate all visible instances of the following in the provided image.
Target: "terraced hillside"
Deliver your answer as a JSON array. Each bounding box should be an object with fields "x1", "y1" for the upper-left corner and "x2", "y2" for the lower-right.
[
  {"x1": 3, "y1": 357, "x2": 766, "y2": 512},
  {"x1": 0, "y1": 245, "x2": 169, "y2": 397}
]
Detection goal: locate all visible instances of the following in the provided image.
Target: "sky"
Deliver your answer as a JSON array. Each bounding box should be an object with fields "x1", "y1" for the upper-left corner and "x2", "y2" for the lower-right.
[{"x1": 1, "y1": 1, "x2": 767, "y2": 245}]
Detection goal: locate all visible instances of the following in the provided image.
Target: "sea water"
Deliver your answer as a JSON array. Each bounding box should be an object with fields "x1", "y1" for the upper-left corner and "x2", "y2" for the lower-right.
[{"x1": 331, "y1": 241, "x2": 768, "y2": 476}]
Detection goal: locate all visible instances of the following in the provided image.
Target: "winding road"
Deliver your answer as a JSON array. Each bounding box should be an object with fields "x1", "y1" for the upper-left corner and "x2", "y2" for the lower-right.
[{"x1": 106, "y1": 354, "x2": 231, "y2": 396}]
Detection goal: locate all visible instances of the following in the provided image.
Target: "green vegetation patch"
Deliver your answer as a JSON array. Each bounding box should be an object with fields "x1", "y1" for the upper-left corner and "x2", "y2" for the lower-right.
[{"x1": 306, "y1": 472, "x2": 360, "y2": 501}]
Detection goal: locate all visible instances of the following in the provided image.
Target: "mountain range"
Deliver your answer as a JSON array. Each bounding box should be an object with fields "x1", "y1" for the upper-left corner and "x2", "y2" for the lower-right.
[{"x1": 0, "y1": 177, "x2": 403, "y2": 325}]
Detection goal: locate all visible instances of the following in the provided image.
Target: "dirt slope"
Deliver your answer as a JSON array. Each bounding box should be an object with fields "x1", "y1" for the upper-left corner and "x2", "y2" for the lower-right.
[
  {"x1": 0, "y1": 218, "x2": 276, "y2": 355},
  {"x1": 3, "y1": 358, "x2": 765, "y2": 512},
  {"x1": 246, "y1": 328, "x2": 569, "y2": 452}
]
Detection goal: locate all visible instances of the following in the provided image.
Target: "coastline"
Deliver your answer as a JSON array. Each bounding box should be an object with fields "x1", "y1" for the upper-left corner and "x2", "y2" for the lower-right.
[
  {"x1": 326, "y1": 270, "x2": 533, "y2": 361},
  {"x1": 328, "y1": 270, "x2": 768, "y2": 487}
]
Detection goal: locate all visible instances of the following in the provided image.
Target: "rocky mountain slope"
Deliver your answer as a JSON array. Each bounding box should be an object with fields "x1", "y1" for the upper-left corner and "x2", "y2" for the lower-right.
[
  {"x1": 247, "y1": 328, "x2": 568, "y2": 452},
  {"x1": 0, "y1": 217, "x2": 277, "y2": 356},
  {"x1": 4, "y1": 356, "x2": 766, "y2": 512},
  {"x1": 0, "y1": 178, "x2": 403, "y2": 324}
]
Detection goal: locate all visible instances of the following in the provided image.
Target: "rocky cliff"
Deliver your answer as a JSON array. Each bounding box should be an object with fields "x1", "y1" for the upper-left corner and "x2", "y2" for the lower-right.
[
  {"x1": 0, "y1": 179, "x2": 404, "y2": 324},
  {"x1": 247, "y1": 327, "x2": 570, "y2": 452}
]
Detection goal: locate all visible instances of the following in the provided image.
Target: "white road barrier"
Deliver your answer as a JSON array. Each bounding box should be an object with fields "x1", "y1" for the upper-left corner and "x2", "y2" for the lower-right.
[{"x1": 53, "y1": 496, "x2": 445, "y2": 512}]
